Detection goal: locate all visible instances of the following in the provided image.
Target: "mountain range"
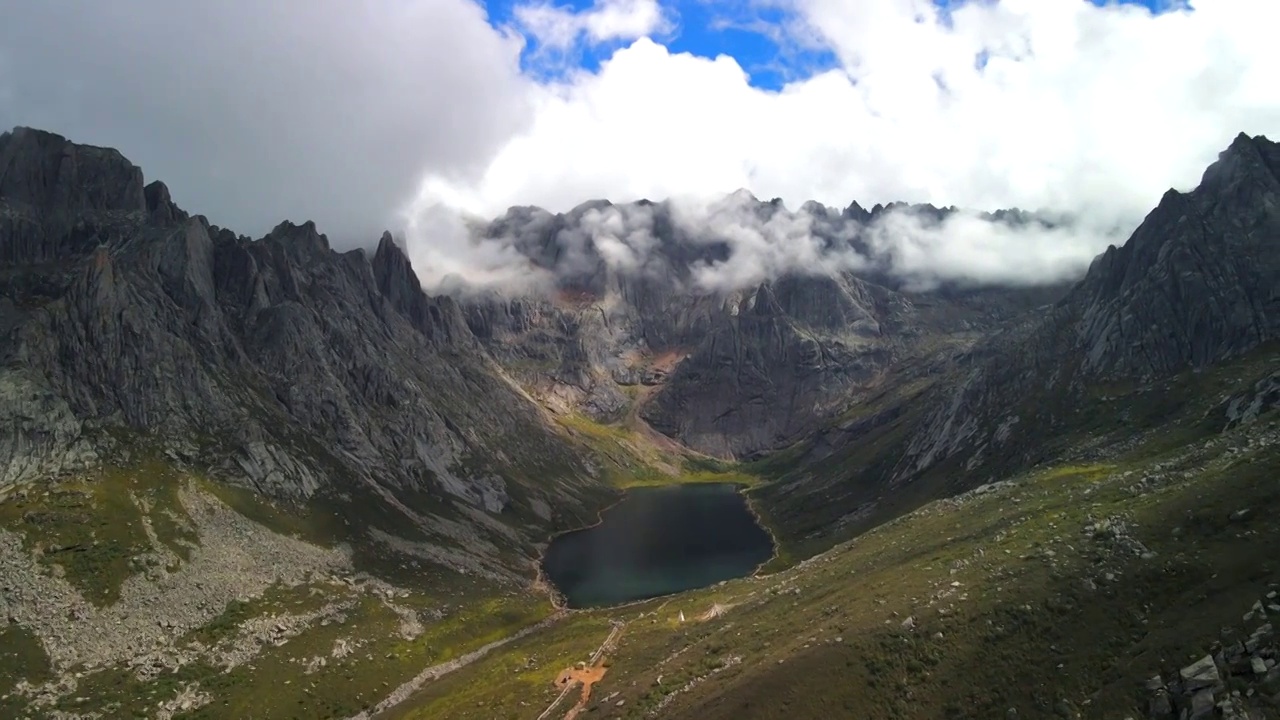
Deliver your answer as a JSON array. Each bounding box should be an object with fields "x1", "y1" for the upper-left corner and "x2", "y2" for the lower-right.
[{"x1": 0, "y1": 125, "x2": 1277, "y2": 719}]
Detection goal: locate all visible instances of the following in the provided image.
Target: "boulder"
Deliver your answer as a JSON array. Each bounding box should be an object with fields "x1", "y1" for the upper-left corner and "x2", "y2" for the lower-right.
[{"x1": 1179, "y1": 655, "x2": 1221, "y2": 692}]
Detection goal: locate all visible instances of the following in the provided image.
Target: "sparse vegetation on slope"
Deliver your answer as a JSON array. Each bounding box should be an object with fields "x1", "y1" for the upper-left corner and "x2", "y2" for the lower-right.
[
  {"x1": 754, "y1": 342, "x2": 1280, "y2": 569},
  {"x1": 0, "y1": 459, "x2": 197, "y2": 606},
  {"x1": 0, "y1": 456, "x2": 564, "y2": 719},
  {"x1": 555, "y1": 412, "x2": 756, "y2": 489},
  {"x1": 379, "y1": 404, "x2": 1280, "y2": 719}
]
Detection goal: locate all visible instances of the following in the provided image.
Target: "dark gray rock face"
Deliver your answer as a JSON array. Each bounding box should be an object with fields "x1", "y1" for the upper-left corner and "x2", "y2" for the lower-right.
[
  {"x1": 0, "y1": 127, "x2": 145, "y2": 216},
  {"x1": 458, "y1": 195, "x2": 1068, "y2": 457},
  {"x1": 899, "y1": 133, "x2": 1280, "y2": 482},
  {"x1": 457, "y1": 202, "x2": 732, "y2": 421},
  {"x1": 0, "y1": 127, "x2": 147, "y2": 266},
  {"x1": 372, "y1": 231, "x2": 471, "y2": 347},
  {"x1": 639, "y1": 275, "x2": 894, "y2": 458},
  {"x1": 1077, "y1": 133, "x2": 1280, "y2": 377},
  {"x1": 0, "y1": 127, "x2": 603, "y2": 574},
  {"x1": 639, "y1": 274, "x2": 1067, "y2": 458}
]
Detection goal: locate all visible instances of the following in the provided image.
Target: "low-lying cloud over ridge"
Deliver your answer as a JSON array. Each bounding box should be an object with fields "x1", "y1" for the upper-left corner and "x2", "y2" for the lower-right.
[
  {"x1": 405, "y1": 191, "x2": 1124, "y2": 295},
  {"x1": 2, "y1": 0, "x2": 1277, "y2": 293}
]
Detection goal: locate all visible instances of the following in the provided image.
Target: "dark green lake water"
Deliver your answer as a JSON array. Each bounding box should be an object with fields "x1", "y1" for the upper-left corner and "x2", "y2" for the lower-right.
[{"x1": 541, "y1": 483, "x2": 774, "y2": 608}]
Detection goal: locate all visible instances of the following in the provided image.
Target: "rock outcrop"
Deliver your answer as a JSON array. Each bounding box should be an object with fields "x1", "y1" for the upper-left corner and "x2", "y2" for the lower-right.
[
  {"x1": 638, "y1": 275, "x2": 895, "y2": 457},
  {"x1": 1077, "y1": 133, "x2": 1280, "y2": 377},
  {"x1": 1143, "y1": 597, "x2": 1280, "y2": 719},
  {"x1": 900, "y1": 132, "x2": 1280, "y2": 483},
  {"x1": 0, "y1": 127, "x2": 604, "y2": 573}
]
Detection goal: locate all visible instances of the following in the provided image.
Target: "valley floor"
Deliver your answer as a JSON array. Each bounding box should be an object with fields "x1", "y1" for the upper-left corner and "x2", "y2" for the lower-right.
[
  {"x1": 1, "y1": 405, "x2": 1278, "y2": 719},
  {"x1": 387, "y1": 416, "x2": 1280, "y2": 720}
]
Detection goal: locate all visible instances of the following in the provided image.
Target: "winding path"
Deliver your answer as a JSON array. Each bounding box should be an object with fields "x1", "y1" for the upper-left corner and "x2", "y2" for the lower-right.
[{"x1": 536, "y1": 621, "x2": 626, "y2": 720}]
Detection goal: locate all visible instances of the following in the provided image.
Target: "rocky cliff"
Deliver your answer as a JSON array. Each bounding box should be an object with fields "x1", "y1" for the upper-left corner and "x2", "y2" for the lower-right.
[
  {"x1": 757, "y1": 131, "x2": 1280, "y2": 535},
  {"x1": 0, "y1": 127, "x2": 606, "y2": 577},
  {"x1": 456, "y1": 195, "x2": 1069, "y2": 458},
  {"x1": 756, "y1": 132, "x2": 1280, "y2": 548},
  {"x1": 639, "y1": 273, "x2": 1068, "y2": 458},
  {"x1": 898, "y1": 132, "x2": 1280, "y2": 481}
]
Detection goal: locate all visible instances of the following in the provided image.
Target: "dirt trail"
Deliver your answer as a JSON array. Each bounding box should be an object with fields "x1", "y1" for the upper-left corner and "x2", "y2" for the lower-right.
[
  {"x1": 535, "y1": 621, "x2": 625, "y2": 720},
  {"x1": 558, "y1": 664, "x2": 608, "y2": 720},
  {"x1": 355, "y1": 611, "x2": 565, "y2": 720}
]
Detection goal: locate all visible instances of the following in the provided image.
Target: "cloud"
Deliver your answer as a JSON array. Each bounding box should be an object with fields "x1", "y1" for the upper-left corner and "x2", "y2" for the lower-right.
[
  {"x1": 408, "y1": 189, "x2": 1121, "y2": 296},
  {"x1": 0, "y1": 0, "x2": 530, "y2": 242},
  {"x1": 412, "y1": 0, "x2": 1279, "y2": 278},
  {"x1": 863, "y1": 209, "x2": 1121, "y2": 291},
  {"x1": 401, "y1": 200, "x2": 552, "y2": 296},
  {"x1": 514, "y1": 0, "x2": 671, "y2": 51},
  {"x1": 576, "y1": 204, "x2": 660, "y2": 273},
  {"x1": 669, "y1": 192, "x2": 866, "y2": 292}
]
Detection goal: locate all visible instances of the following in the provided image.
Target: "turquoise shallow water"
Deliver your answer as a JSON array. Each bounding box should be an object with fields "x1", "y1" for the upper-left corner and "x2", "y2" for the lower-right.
[{"x1": 542, "y1": 483, "x2": 774, "y2": 608}]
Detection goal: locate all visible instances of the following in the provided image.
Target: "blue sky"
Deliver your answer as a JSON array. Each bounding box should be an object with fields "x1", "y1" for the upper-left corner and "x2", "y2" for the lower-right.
[{"x1": 485, "y1": 0, "x2": 1182, "y2": 90}]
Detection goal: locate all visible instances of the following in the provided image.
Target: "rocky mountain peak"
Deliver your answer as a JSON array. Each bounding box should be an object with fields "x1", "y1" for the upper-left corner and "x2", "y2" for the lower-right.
[
  {"x1": 749, "y1": 282, "x2": 784, "y2": 317},
  {"x1": 375, "y1": 229, "x2": 396, "y2": 255},
  {"x1": 264, "y1": 219, "x2": 330, "y2": 261},
  {"x1": 144, "y1": 180, "x2": 187, "y2": 225},
  {"x1": 1201, "y1": 132, "x2": 1280, "y2": 190},
  {"x1": 897, "y1": 132, "x2": 1279, "y2": 488},
  {"x1": 372, "y1": 230, "x2": 470, "y2": 346},
  {"x1": 566, "y1": 198, "x2": 614, "y2": 218},
  {"x1": 372, "y1": 231, "x2": 418, "y2": 302},
  {"x1": 1073, "y1": 132, "x2": 1279, "y2": 377},
  {"x1": 0, "y1": 126, "x2": 145, "y2": 216},
  {"x1": 1, "y1": 127, "x2": 610, "y2": 580},
  {"x1": 1, "y1": 128, "x2": 155, "y2": 266}
]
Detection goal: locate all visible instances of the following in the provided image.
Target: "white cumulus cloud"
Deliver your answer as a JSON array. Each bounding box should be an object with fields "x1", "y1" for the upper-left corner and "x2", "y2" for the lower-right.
[
  {"x1": 420, "y1": 0, "x2": 1279, "y2": 227},
  {"x1": 864, "y1": 210, "x2": 1113, "y2": 291},
  {"x1": 401, "y1": 0, "x2": 1278, "y2": 292},
  {"x1": 514, "y1": 0, "x2": 671, "y2": 51}
]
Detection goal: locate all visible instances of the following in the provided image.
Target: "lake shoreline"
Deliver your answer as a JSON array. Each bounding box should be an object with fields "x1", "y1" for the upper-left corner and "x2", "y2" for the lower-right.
[
  {"x1": 741, "y1": 487, "x2": 784, "y2": 579},
  {"x1": 539, "y1": 481, "x2": 774, "y2": 610},
  {"x1": 529, "y1": 487, "x2": 628, "y2": 612}
]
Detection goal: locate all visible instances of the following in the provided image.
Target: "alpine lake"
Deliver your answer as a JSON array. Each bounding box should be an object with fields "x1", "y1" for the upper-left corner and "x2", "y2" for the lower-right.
[{"x1": 542, "y1": 483, "x2": 774, "y2": 608}]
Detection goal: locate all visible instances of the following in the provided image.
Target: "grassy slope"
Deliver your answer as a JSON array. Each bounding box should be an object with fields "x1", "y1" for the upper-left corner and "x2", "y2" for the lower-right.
[
  {"x1": 32, "y1": 587, "x2": 553, "y2": 720},
  {"x1": 555, "y1": 412, "x2": 754, "y2": 490},
  {"x1": 0, "y1": 404, "x2": 716, "y2": 719},
  {"x1": 0, "y1": 459, "x2": 198, "y2": 606},
  {"x1": 383, "y1": 412, "x2": 1280, "y2": 719},
  {"x1": 753, "y1": 341, "x2": 1280, "y2": 568},
  {"x1": 0, "y1": 625, "x2": 51, "y2": 705}
]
